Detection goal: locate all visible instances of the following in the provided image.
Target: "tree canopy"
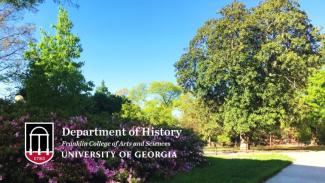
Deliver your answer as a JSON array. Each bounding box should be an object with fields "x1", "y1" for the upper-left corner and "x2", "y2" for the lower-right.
[
  {"x1": 0, "y1": 4, "x2": 34, "y2": 96},
  {"x1": 23, "y1": 7, "x2": 93, "y2": 116},
  {"x1": 175, "y1": 0, "x2": 323, "y2": 147}
]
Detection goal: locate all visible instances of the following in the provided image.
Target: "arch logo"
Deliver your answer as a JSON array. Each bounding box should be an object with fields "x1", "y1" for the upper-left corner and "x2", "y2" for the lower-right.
[{"x1": 25, "y1": 122, "x2": 54, "y2": 164}]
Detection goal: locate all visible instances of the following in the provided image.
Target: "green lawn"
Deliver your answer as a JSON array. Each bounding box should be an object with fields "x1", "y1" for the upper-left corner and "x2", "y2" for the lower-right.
[
  {"x1": 156, "y1": 154, "x2": 293, "y2": 183},
  {"x1": 204, "y1": 145, "x2": 325, "y2": 153}
]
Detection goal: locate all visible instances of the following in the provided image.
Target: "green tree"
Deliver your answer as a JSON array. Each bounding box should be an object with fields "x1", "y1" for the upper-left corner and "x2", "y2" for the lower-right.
[
  {"x1": 96, "y1": 80, "x2": 110, "y2": 95},
  {"x1": 125, "y1": 81, "x2": 181, "y2": 125},
  {"x1": 119, "y1": 102, "x2": 145, "y2": 121},
  {"x1": 141, "y1": 81, "x2": 181, "y2": 125},
  {"x1": 305, "y1": 68, "x2": 325, "y2": 125},
  {"x1": 92, "y1": 81, "x2": 125, "y2": 115},
  {"x1": 23, "y1": 7, "x2": 93, "y2": 117},
  {"x1": 175, "y1": 0, "x2": 323, "y2": 149},
  {"x1": 297, "y1": 67, "x2": 325, "y2": 143},
  {"x1": 128, "y1": 83, "x2": 147, "y2": 106},
  {"x1": 177, "y1": 93, "x2": 221, "y2": 145},
  {"x1": 148, "y1": 81, "x2": 181, "y2": 107},
  {"x1": 143, "y1": 99, "x2": 176, "y2": 125}
]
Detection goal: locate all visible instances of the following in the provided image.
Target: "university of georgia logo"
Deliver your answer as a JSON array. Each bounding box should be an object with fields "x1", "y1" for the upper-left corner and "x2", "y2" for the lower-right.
[{"x1": 25, "y1": 122, "x2": 54, "y2": 164}]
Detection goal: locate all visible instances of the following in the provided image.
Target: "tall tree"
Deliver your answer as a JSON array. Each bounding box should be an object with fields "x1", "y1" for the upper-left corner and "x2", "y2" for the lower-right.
[
  {"x1": 96, "y1": 80, "x2": 109, "y2": 95},
  {"x1": 175, "y1": 0, "x2": 323, "y2": 149},
  {"x1": 148, "y1": 81, "x2": 181, "y2": 107},
  {"x1": 24, "y1": 7, "x2": 93, "y2": 116},
  {"x1": 0, "y1": 4, "x2": 34, "y2": 95}
]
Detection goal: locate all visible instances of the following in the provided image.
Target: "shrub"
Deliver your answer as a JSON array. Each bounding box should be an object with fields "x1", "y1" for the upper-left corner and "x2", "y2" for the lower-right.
[{"x1": 0, "y1": 115, "x2": 205, "y2": 182}]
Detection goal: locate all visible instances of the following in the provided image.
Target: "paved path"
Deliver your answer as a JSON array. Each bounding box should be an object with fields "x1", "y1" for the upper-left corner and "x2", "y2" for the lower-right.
[{"x1": 266, "y1": 151, "x2": 325, "y2": 183}]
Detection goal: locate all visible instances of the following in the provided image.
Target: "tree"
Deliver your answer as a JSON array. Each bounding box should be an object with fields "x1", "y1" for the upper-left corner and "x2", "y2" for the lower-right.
[
  {"x1": 148, "y1": 81, "x2": 181, "y2": 107},
  {"x1": 298, "y1": 67, "x2": 325, "y2": 143},
  {"x1": 23, "y1": 7, "x2": 93, "y2": 116},
  {"x1": 0, "y1": 4, "x2": 34, "y2": 96},
  {"x1": 143, "y1": 99, "x2": 176, "y2": 125},
  {"x1": 124, "y1": 81, "x2": 182, "y2": 125},
  {"x1": 175, "y1": 0, "x2": 323, "y2": 149},
  {"x1": 128, "y1": 83, "x2": 147, "y2": 106},
  {"x1": 306, "y1": 67, "x2": 325, "y2": 125},
  {"x1": 92, "y1": 80, "x2": 125, "y2": 115},
  {"x1": 1, "y1": 0, "x2": 44, "y2": 9},
  {"x1": 96, "y1": 80, "x2": 109, "y2": 95},
  {"x1": 177, "y1": 93, "x2": 221, "y2": 145},
  {"x1": 1, "y1": 0, "x2": 77, "y2": 10},
  {"x1": 140, "y1": 81, "x2": 181, "y2": 125},
  {"x1": 119, "y1": 102, "x2": 144, "y2": 121}
]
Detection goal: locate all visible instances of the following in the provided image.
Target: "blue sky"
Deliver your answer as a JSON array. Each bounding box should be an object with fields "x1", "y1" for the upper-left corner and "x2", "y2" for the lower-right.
[{"x1": 23, "y1": 0, "x2": 325, "y2": 93}]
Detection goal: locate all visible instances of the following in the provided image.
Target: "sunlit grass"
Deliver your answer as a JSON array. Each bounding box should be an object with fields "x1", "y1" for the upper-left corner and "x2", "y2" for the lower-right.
[
  {"x1": 156, "y1": 153, "x2": 293, "y2": 183},
  {"x1": 203, "y1": 145, "x2": 325, "y2": 153}
]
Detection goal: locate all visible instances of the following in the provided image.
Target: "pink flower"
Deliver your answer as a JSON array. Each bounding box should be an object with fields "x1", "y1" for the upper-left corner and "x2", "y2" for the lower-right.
[
  {"x1": 49, "y1": 178, "x2": 57, "y2": 183},
  {"x1": 40, "y1": 161, "x2": 54, "y2": 170},
  {"x1": 83, "y1": 159, "x2": 99, "y2": 174},
  {"x1": 36, "y1": 171, "x2": 44, "y2": 179},
  {"x1": 104, "y1": 169, "x2": 115, "y2": 178}
]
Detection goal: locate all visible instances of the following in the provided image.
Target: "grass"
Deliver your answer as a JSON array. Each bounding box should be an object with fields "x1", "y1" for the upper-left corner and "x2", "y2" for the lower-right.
[
  {"x1": 156, "y1": 153, "x2": 293, "y2": 183},
  {"x1": 204, "y1": 145, "x2": 325, "y2": 153}
]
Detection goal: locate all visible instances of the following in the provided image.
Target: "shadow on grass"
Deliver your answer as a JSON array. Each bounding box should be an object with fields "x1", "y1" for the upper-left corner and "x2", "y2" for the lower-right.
[{"x1": 155, "y1": 156, "x2": 292, "y2": 183}]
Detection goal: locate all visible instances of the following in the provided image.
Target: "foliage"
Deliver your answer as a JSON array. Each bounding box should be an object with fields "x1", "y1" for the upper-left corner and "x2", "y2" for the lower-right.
[
  {"x1": 91, "y1": 80, "x2": 126, "y2": 115},
  {"x1": 119, "y1": 102, "x2": 146, "y2": 122},
  {"x1": 0, "y1": 0, "x2": 44, "y2": 9},
  {"x1": 128, "y1": 83, "x2": 147, "y2": 106},
  {"x1": 176, "y1": 93, "x2": 220, "y2": 143},
  {"x1": 148, "y1": 81, "x2": 181, "y2": 107},
  {"x1": 23, "y1": 7, "x2": 93, "y2": 117},
  {"x1": 124, "y1": 81, "x2": 181, "y2": 125},
  {"x1": 293, "y1": 67, "x2": 325, "y2": 143},
  {"x1": 143, "y1": 100, "x2": 176, "y2": 125},
  {"x1": 175, "y1": 0, "x2": 323, "y2": 147},
  {"x1": 304, "y1": 68, "x2": 325, "y2": 125},
  {"x1": 0, "y1": 0, "x2": 77, "y2": 10},
  {"x1": 0, "y1": 4, "x2": 34, "y2": 96},
  {"x1": 96, "y1": 80, "x2": 110, "y2": 95}
]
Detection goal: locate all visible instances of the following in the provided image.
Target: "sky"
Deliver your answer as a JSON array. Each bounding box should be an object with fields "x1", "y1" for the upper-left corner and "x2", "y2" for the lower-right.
[{"x1": 22, "y1": 0, "x2": 325, "y2": 93}]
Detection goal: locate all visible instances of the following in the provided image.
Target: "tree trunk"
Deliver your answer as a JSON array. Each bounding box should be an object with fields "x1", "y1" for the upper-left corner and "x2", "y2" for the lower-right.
[
  {"x1": 208, "y1": 136, "x2": 211, "y2": 147},
  {"x1": 308, "y1": 126, "x2": 317, "y2": 146},
  {"x1": 240, "y1": 134, "x2": 250, "y2": 151}
]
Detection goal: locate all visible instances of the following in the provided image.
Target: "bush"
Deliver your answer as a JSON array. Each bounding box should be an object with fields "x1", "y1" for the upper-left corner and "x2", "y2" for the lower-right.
[{"x1": 0, "y1": 115, "x2": 205, "y2": 182}]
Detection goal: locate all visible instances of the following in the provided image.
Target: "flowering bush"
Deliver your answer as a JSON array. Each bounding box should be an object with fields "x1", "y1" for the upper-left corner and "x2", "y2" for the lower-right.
[{"x1": 0, "y1": 116, "x2": 205, "y2": 182}]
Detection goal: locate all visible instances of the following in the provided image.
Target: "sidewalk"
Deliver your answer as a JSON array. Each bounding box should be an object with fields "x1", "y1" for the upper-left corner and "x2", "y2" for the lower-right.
[{"x1": 266, "y1": 151, "x2": 325, "y2": 183}]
